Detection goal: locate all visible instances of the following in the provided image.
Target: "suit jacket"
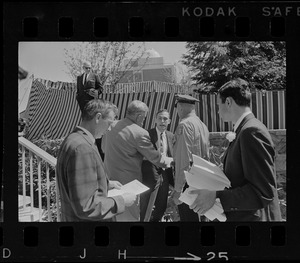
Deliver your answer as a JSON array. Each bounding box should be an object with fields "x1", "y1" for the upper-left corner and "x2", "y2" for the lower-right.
[
  {"x1": 56, "y1": 127, "x2": 125, "y2": 222},
  {"x1": 147, "y1": 128, "x2": 174, "y2": 185},
  {"x1": 148, "y1": 128, "x2": 174, "y2": 158},
  {"x1": 76, "y1": 72, "x2": 102, "y2": 106},
  {"x1": 103, "y1": 118, "x2": 170, "y2": 221},
  {"x1": 173, "y1": 114, "x2": 210, "y2": 192},
  {"x1": 218, "y1": 113, "x2": 282, "y2": 221}
]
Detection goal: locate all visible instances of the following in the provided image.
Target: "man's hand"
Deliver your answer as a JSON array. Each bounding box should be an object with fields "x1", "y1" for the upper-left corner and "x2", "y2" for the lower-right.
[
  {"x1": 171, "y1": 190, "x2": 182, "y2": 205},
  {"x1": 122, "y1": 193, "x2": 137, "y2": 207},
  {"x1": 87, "y1": 88, "x2": 98, "y2": 98},
  {"x1": 109, "y1": 180, "x2": 123, "y2": 190},
  {"x1": 189, "y1": 189, "x2": 216, "y2": 215}
]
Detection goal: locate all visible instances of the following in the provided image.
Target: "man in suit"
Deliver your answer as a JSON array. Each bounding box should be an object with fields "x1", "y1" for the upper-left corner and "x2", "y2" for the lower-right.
[
  {"x1": 140, "y1": 109, "x2": 175, "y2": 222},
  {"x1": 172, "y1": 94, "x2": 210, "y2": 221},
  {"x1": 189, "y1": 78, "x2": 282, "y2": 221},
  {"x1": 76, "y1": 61, "x2": 103, "y2": 112},
  {"x1": 103, "y1": 100, "x2": 173, "y2": 221},
  {"x1": 56, "y1": 99, "x2": 136, "y2": 222},
  {"x1": 76, "y1": 61, "x2": 104, "y2": 160}
]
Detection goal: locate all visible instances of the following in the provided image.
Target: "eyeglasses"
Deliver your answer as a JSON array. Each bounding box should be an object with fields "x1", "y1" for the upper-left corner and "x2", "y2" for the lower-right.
[{"x1": 84, "y1": 67, "x2": 91, "y2": 69}]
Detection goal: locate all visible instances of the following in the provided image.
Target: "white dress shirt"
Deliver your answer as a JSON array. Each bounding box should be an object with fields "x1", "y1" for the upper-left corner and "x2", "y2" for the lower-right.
[{"x1": 233, "y1": 111, "x2": 252, "y2": 132}]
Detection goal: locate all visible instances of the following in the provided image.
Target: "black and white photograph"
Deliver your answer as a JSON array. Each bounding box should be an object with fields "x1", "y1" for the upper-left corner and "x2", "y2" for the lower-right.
[{"x1": 16, "y1": 41, "x2": 286, "y2": 223}]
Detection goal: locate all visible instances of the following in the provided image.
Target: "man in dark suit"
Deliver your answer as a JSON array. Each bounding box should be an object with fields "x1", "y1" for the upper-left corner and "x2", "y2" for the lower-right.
[
  {"x1": 56, "y1": 99, "x2": 136, "y2": 222},
  {"x1": 76, "y1": 61, "x2": 103, "y2": 112},
  {"x1": 189, "y1": 78, "x2": 282, "y2": 221},
  {"x1": 76, "y1": 61, "x2": 104, "y2": 159},
  {"x1": 140, "y1": 109, "x2": 175, "y2": 222}
]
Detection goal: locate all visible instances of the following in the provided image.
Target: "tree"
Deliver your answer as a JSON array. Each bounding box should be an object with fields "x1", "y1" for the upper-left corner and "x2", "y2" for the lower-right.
[
  {"x1": 63, "y1": 42, "x2": 148, "y2": 89},
  {"x1": 181, "y1": 41, "x2": 286, "y2": 93}
]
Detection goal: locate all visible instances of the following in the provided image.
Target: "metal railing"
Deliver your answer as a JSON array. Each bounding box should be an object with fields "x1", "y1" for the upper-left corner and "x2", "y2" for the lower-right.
[{"x1": 18, "y1": 136, "x2": 60, "y2": 222}]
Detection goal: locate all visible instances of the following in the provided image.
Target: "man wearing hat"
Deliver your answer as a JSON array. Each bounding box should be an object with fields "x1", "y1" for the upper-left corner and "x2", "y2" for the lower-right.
[
  {"x1": 76, "y1": 61, "x2": 103, "y2": 112},
  {"x1": 172, "y1": 94, "x2": 210, "y2": 221}
]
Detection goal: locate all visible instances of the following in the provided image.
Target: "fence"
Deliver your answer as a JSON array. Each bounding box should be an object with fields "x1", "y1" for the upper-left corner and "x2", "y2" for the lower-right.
[{"x1": 24, "y1": 79, "x2": 286, "y2": 140}]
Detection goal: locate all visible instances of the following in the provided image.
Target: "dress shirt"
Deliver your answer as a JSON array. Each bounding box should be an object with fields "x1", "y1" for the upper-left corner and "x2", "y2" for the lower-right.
[
  {"x1": 83, "y1": 73, "x2": 89, "y2": 85},
  {"x1": 156, "y1": 127, "x2": 167, "y2": 155},
  {"x1": 233, "y1": 111, "x2": 252, "y2": 132}
]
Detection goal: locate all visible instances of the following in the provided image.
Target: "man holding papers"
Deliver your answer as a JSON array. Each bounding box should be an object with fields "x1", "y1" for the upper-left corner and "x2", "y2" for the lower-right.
[
  {"x1": 56, "y1": 99, "x2": 136, "y2": 222},
  {"x1": 172, "y1": 94, "x2": 210, "y2": 221},
  {"x1": 104, "y1": 101, "x2": 173, "y2": 221},
  {"x1": 189, "y1": 78, "x2": 282, "y2": 221}
]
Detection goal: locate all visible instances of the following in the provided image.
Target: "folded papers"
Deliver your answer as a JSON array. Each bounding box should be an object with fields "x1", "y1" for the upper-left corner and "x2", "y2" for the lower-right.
[
  {"x1": 179, "y1": 154, "x2": 231, "y2": 222},
  {"x1": 107, "y1": 179, "x2": 149, "y2": 197}
]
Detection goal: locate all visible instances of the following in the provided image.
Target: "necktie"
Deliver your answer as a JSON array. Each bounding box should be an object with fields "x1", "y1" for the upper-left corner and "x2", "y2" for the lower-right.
[
  {"x1": 160, "y1": 133, "x2": 165, "y2": 154},
  {"x1": 83, "y1": 74, "x2": 87, "y2": 85}
]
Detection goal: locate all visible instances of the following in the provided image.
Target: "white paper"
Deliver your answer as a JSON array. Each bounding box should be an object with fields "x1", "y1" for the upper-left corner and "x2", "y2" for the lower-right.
[
  {"x1": 184, "y1": 171, "x2": 230, "y2": 191},
  {"x1": 179, "y1": 187, "x2": 227, "y2": 222},
  {"x1": 107, "y1": 179, "x2": 149, "y2": 197},
  {"x1": 179, "y1": 154, "x2": 231, "y2": 222}
]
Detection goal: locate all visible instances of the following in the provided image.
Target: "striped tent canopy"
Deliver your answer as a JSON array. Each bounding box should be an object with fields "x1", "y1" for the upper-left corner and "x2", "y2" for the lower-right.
[{"x1": 24, "y1": 79, "x2": 286, "y2": 141}]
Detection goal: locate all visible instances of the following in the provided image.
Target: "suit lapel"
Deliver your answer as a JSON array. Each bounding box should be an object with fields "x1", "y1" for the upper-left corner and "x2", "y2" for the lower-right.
[
  {"x1": 75, "y1": 127, "x2": 100, "y2": 157},
  {"x1": 149, "y1": 128, "x2": 158, "y2": 150},
  {"x1": 222, "y1": 113, "x2": 255, "y2": 169}
]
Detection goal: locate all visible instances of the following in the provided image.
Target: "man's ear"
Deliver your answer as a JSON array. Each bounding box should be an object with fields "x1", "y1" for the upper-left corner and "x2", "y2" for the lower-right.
[
  {"x1": 226, "y1": 97, "x2": 233, "y2": 107},
  {"x1": 95, "y1": 112, "x2": 102, "y2": 123}
]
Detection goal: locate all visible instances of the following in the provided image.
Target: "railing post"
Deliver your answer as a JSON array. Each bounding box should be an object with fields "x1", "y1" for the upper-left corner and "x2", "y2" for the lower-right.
[
  {"x1": 29, "y1": 152, "x2": 33, "y2": 212},
  {"x1": 22, "y1": 146, "x2": 26, "y2": 210},
  {"x1": 37, "y1": 157, "x2": 42, "y2": 222},
  {"x1": 56, "y1": 178, "x2": 61, "y2": 222},
  {"x1": 46, "y1": 163, "x2": 51, "y2": 222}
]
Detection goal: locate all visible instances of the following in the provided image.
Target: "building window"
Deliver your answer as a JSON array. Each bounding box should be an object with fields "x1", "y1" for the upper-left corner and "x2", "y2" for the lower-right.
[
  {"x1": 133, "y1": 71, "x2": 143, "y2": 82},
  {"x1": 130, "y1": 60, "x2": 138, "y2": 68}
]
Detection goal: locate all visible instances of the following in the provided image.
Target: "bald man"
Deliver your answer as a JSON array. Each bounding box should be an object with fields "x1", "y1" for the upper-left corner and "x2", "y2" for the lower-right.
[{"x1": 76, "y1": 61, "x2": 103, "y2": 112}]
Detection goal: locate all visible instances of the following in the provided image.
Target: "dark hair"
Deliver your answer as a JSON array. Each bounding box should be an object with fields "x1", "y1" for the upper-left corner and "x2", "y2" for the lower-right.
[
  {"x1": 218, "y1": 78, "x2": 251, "y2": 107},
  {"x1": 82, "y1": 99, "x2": 118, "y2": 121},
  {"x1": 156, "y1": 109, "x2": 170, "y2": 118}
]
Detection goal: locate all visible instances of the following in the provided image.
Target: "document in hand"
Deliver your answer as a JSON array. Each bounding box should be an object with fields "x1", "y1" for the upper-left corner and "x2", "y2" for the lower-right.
[
  {"x1": 179, "y1": 154, "x2": 231, "y2": 221},
  {"x1": 107, "y1": 179, "x2": 149, "y2": 197}
]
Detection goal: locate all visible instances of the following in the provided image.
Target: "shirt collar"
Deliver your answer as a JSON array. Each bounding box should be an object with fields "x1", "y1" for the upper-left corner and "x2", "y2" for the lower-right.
[
  {"x1": 77, "y1": 126, "x2": 95, "y2": 144},
  {"x1": 233, "y1": 111, "x2": 252, "y2": 132},
  {"x1": 156, "y1": 126, "x2": 165, "y2": 136}
]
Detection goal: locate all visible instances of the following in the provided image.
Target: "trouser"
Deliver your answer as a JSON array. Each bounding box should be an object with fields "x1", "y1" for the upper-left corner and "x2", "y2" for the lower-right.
[
  {"x1": 151, "y1": 170, "x2": 171, "y2": 222},
  {"x1": 140, "y1": 160, "x2": 162, "y2": 222},
  {"x1": 177, "y1": 183, "x2": 208, "y2": 222}
]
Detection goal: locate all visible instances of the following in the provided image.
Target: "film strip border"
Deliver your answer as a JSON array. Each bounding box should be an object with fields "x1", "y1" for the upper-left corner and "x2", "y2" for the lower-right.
[
  {"x1": 3, "y1": 1, "x2": 300, "y2": 262},
  {"x1": 12, "y1": 3, "x2": 299, "y2": 39},
  {"x1": 0, "y1": 224, "x2": 287, "y2": 260}
]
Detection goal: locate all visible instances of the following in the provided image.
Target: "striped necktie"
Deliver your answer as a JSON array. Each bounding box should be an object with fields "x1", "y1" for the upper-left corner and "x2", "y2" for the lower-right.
[{"x1": 160, "y1": 132, "x2": 165, "y2": 154}]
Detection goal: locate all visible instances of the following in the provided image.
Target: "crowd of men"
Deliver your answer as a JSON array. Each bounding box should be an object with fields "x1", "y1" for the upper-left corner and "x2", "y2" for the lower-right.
[{"x1": 56, "y1": 61, "x2": 282, "y2": 222}]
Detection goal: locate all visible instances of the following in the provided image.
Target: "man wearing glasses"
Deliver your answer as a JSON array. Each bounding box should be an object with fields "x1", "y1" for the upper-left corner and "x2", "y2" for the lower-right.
[{"x1": 76, "y1": 61, "x2": 103, "y2": 112}]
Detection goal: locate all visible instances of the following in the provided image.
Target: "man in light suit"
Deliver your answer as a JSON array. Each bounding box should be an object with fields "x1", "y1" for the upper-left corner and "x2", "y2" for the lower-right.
[
  {"x1": 103, "y1": 100, "x2": 173, "y2": 221},
  {"x1": 140, "y1": 109, "x2": 175, "y2": 222},
  {"x1": 189, "y1": 78, "x2": 282, "y2": 221},
  {"x1": 76, "y1": 61, "x2": 103, "y2": 112},
  {"x1": 56, "y1": 99, "x2": 136, "y2": 222}
]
